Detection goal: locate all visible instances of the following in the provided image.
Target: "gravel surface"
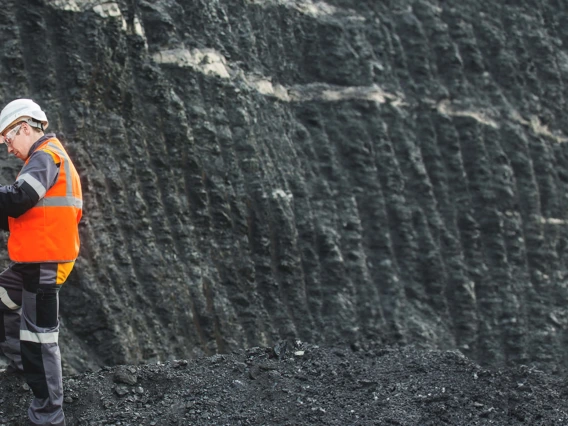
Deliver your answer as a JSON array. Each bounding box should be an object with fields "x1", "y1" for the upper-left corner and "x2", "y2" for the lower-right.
[{"x1": 1, "y1": 341, "x2": 567, "y2": 425}]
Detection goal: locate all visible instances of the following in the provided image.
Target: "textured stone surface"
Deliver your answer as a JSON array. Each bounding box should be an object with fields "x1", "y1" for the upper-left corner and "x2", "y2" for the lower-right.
[
  {"x1": 0, "y1": 0, "x2": 566, "y2": 375},
  {"x1": 3, "y1": 342, "x2": 568, "y2": 425}
]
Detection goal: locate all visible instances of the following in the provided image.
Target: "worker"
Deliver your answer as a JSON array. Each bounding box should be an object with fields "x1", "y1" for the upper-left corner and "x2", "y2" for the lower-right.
[{"x1": 0, "y1": 99, "x2": 82, "y2": 426}]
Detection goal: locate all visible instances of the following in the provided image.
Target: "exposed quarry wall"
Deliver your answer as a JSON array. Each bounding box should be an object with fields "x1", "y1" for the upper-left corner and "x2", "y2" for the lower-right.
[{"x1": 1, "y1": 0, "x2": 567, "y2": 374}]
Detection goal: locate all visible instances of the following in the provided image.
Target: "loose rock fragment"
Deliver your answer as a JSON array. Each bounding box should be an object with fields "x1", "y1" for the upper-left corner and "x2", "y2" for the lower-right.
[
  {"x1": 115, "y1": 385, "x2": 129, "y2": 397},
  {"x1": 270, "y1": 341, "x2": 288, "y2": 359},
  {"x1": 249, "y1": 365, "x2": 261, "y2": 380},
  {"x1": 172, "y1": 359, "x2": 189, "y2": 368},
  {"x1": 114, "y1": 369, "x2": 137, "y2": 386}
]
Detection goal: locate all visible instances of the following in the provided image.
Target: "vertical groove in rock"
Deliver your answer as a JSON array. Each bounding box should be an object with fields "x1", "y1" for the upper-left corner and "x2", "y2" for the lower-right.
[
  {"x1": 432, "y1": 115, "x2": 479, "y2": 354},
  {"x1": 389, "y1": 110, "x2": 451, "y2": 322},
  {"x1": 456, "y1": 117, "x2": 512, "y2": 366},
  {"x1": 483, "y1": 125, "x2": 529, "y2": 364},
  {"x1": 288, "y1": 121, "x2": 325, "y2": 334},
  {"x1": 392, "y1": 10, "x2": 436, "y2": 97},
  {"x1": 412, "y1": 117, "x2": 452, "y2": 321},
  {"x1": 150, "y1": 83, "x2": 219, "y2": 355},
  {"x1": 192, "y1": 96, "x2": 263, "y2": 350},
  {"x1": 300, "y1": 107, "x2": 359, "y2": 342},
  {"x1": 259, "y1": 106, "x2": 317, "y2": 342},
  {"x1": 224, "y1": 97, "x2": 300, "y2": 341},
  {"x1": 316, "y1": 102, "x2": 385, "y2": 338}
]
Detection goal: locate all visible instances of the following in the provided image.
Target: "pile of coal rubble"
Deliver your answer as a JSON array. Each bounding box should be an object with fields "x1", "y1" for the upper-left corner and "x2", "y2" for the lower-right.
[{"x1": 1, "y1": 341, "x2": 567, "y2": 425}]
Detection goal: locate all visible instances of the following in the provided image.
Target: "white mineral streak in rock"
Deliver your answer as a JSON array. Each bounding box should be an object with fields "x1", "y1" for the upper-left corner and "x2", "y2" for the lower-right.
[
  {"x1": 247, "y1": 0, "x2": 363, "y2": 20},
  {"x1": 50, "y1": 1, "x2": 146, "y2": 41},
  {"x1": 509, "y1": 111, "x2": 568, "y2": 143},
  {"x1": 540, "y1": 217, "x2": 567, "y2": 225},
  {"x1": 93, "y1": 3, "x2": 127, "y2": 30},
  {"x1": 294, "y1": 1, "x2": 340, "y2": 18},
  {"x1": 152, "y1": 48, "x2": 408, "y2": 104},
  {"x1": 132, "y1": 16, "x2": 145, "y2": 38},
  {"x1": 247, "y1": 76, "x2": 276, "y2": 95},
  {"x1": 286, "y1": 84, "x2": 405, "y2": 106},
  {"x1": 52, "y1": 0, "x2": 117, "y2": 13},
  {"x1": 529, "y1": 116, "x2": 568, "y2": 143},
  {"x1": 437, "y1": 100, "x2": 499, "y2": 128},
  {"x1": 273, "y1": 189, "x2": 293, "y2": 202},
  {"x1": 51, "y1": 0, "x2": 82, "y2": 11},
  {"x1": 273, "y1": 84, "x2": 292, "y2": 101},
  {"x1": 244, "y1": 75, "x2": 291, "y2": 101},
  {"x1": 92, "y1": 3, "x2": 121, "y2": 18},
  {"x1": 262, "y1": 82, "x2": 406, "y2": 105},
  {"x1": 153, "y1": 48, "x2": 231, "y2": 79}
]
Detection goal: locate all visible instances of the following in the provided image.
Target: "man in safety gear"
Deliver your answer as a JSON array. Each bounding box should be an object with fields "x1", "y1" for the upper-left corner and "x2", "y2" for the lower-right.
[{"x1": 0, "y1": 99, "x2": 82, "y2": 426}]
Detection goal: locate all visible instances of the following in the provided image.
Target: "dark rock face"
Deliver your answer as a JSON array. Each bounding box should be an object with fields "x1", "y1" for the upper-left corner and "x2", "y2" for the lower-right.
[{"x1": 1, "y1": 0, "x2": 567, "y2": 375}]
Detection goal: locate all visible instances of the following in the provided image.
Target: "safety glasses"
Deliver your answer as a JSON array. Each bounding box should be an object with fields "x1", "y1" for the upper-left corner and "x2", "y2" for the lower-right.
[{"x1": 1, "y1": 124, "x2": 22, "y2": 146}]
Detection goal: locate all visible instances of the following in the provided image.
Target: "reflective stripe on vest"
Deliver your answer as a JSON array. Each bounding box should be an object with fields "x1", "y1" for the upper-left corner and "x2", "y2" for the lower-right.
[
  {"x1": 35, "y1": 196, "x2": 83, "y2": 208},
  {"x1": 8, "y1": 137, "x2": 82, "y2": 263}
]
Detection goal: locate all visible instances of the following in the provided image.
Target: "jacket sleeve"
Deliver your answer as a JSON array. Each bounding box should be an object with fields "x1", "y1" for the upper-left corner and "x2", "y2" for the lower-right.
[
  {"x1": 0, "y1": 210, "x2": 8, "y2": 231},
  {"x1": 0, "y1": 151, "x2": 60, "y2": 219}
]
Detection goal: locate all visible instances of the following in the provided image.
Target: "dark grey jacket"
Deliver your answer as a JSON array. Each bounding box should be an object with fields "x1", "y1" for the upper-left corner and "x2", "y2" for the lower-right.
[{"x1": 0, "y1": 133, "x2": 60, "y2": 230}]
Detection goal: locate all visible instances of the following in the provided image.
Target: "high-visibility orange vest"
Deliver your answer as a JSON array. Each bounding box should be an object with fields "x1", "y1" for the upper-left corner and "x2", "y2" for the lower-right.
[{"x1": 8, "y1": 137, "x2": 82, "y2": 263}]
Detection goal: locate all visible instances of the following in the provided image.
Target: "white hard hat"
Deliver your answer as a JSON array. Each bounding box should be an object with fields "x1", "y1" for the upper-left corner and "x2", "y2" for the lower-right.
[{"x1": 0, "y1": 99, "x2": 48, "y2": 135}]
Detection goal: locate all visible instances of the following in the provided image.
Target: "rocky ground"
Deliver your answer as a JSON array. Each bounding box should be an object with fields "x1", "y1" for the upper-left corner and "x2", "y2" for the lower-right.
[{"x1": 1, "y1": 342, "x2": 567, "y2": 425}]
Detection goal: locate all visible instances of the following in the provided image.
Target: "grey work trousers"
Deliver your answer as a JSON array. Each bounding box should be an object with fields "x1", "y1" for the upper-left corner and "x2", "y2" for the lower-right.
[{"x1": 0, "y1": 262, "x2": 65, "y2": 426}]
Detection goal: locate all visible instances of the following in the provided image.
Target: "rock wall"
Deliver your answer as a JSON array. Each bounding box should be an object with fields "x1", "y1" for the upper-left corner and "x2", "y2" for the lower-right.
[{"x1": 1, "y1": 0, "x2": 568, "y2": 373}]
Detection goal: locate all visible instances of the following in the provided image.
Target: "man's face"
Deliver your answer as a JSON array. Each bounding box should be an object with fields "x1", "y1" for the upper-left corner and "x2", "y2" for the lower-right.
[{"x1": 2, "y1": 122, "x2": 27, "y2": 160}]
